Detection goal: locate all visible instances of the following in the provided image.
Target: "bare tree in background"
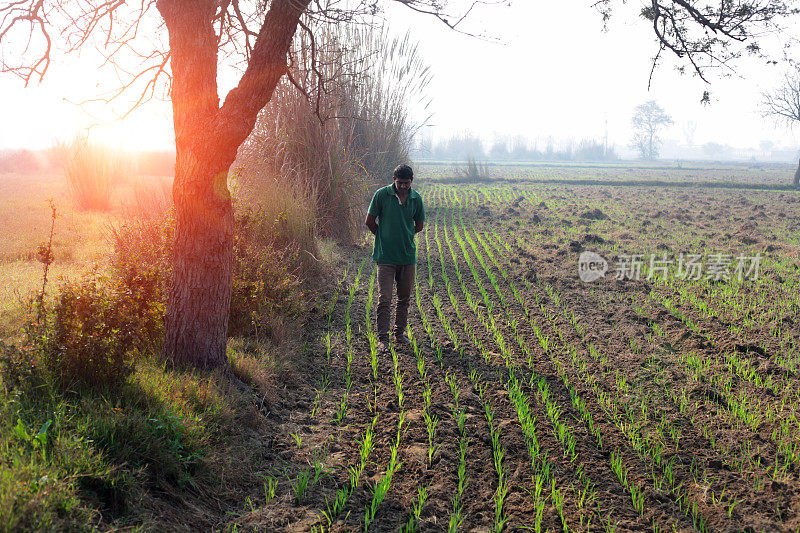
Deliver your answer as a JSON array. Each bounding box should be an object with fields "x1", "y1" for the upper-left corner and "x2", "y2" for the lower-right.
[
  {"x1": 631, "y1": 100, "x2": 673, "y2": 160},
  {"x1": 1, "y1": 0, "x2": 797, "y2": 371},
  {"x1": 762, "y1": 67, "x2": 800, "y2": 187},
  {"x1": 682, "y1": 120, "x2": 697, "y2": 147}
]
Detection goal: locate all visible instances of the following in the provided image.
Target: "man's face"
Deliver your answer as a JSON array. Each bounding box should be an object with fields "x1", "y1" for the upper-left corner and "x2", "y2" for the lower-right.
[{"x1": 394, "y1": 177, "x2": 412, "y2": 192}]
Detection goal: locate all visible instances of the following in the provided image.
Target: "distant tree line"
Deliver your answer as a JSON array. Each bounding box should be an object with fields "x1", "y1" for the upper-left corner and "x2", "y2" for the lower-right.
[
  {"x1": 0, "y1": 149, "x2": 46, "y2": 173},
  {"x1": 413, "y1": 133, "x2": 618, "y2": 162},
  {"x1": 0, "y1": 148, "x2": 175, "y2": 176}
]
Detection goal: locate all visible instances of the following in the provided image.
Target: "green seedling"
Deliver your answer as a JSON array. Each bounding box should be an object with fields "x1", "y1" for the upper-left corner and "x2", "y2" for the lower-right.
[
  {"x1": 13, "y1": 418, "x2": 52, "y2": 461},
  {"x1": 290, "y1": 468, "x2": 312, "y2": 503},
  {"x1": 290, "y1": 431, "x2": 303, "y2": 448},
  {"x1": 264, "y1": 476, "x2": 277, "y2": 504}
]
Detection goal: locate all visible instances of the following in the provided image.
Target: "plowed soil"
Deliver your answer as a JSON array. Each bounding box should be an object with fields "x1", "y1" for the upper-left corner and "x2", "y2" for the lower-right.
[{"x1": 235, "y1": 183, "x2": 800, "y2": 532}]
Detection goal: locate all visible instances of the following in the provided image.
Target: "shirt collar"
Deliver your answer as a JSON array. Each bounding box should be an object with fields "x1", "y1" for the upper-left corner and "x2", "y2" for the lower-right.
[{"x1": 391, "y1": 183, "x2": 418, "y2": 199}]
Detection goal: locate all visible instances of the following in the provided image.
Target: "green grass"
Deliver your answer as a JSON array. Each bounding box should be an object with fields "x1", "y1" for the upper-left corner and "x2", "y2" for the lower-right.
[
  {"x1": 0, "y1": 331, "x2": 309, "y2": 532},
  {"x1": 0, "y1": 354, "x2": 242, "y2": 530}
]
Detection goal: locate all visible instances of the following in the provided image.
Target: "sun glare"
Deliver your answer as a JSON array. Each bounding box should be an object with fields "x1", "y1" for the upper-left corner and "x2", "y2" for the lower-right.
[{"x1": 85, "y1": 112, "x2": 173, "y2": 153}]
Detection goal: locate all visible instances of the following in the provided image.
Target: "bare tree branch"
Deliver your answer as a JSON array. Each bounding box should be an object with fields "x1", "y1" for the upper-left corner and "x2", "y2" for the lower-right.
[
  {"x1": 597, "y1": 0, "x2": 799, "y2": 83},
  {"x1": 0, "y1": 0, "x2": 52, "y2": 84},
  {"x1": 762, "y1": 66, "x2": 800, "y2": 125},
  {"x1": 73, "y1": 49, "x2": 171, "y2": 120},
  {"x1": 391, "y1": 0, "x2": 508, "y2": 37}
]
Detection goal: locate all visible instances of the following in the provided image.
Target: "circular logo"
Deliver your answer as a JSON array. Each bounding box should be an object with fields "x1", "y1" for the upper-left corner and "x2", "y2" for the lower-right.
[{"x1": 578, "y1": 251, "x2": 608, "y2": 283}]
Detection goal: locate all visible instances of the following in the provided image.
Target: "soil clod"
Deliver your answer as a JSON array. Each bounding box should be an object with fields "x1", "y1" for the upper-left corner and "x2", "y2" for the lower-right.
[{"x1": 580, "y1": 208, "x2": 609, "y2": 220}]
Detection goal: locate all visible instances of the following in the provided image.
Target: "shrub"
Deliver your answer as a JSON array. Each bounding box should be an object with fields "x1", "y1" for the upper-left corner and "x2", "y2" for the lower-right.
[
  {"x1": 41, "y1": 274, "x2": 135, "y2": 390},
  {"x1": 34, "y1": 207, "x2": 170, "y2": 390},
  {"x1": 110, "y1": 210, "x2": 173, "y2": 354},
  {"x1": 228, "y1": 205, "x2": 305, "y2": 340},
  {"x1": 106, "y1": 195, "x2": 175, "y2": 357},
  {"x1": 0, "y1": 149, "x2": 42, "y2": 173},
  {"x1": 111, "y1": 199, "x2": 305, "y2": 345}
]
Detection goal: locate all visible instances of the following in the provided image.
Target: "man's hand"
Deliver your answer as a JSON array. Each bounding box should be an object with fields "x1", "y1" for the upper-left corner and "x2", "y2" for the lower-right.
[
  {"x1": 365, "y1": 213, "x2": 378, "y2": 235},
  {"x1": 415, "y1": 220, "x2": 424, "y2": 234}
]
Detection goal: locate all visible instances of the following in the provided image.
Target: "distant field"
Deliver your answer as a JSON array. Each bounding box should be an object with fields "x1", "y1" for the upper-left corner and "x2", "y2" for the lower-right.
[
  {"x1": 417, "y1": 160, "x2": 799, "y2": 187},
  {"x1": 0, "y1": 172, "x2": 171, "y2": 338}
]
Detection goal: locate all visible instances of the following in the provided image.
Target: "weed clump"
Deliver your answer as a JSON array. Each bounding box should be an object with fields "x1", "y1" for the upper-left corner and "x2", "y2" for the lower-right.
[{"x1": 454, "y1": 156, "x2": 492, "y2": 183}]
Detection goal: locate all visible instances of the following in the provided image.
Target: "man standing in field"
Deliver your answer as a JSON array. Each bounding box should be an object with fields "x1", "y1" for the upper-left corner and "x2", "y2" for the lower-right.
[{"x1": 365, "y1": 164, "x2": 425, "y2": 352}]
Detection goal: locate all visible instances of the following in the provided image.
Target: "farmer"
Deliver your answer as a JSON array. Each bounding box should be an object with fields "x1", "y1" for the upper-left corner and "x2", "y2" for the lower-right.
[{"x1": 365, "y1": 164, "x2": 425, "y2": 352}]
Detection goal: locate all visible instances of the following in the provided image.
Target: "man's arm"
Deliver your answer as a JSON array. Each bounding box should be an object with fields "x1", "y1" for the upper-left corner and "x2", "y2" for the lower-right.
[
  {"x1": 366, "y1": 213, "x2": 378, "y2": 235},
  {"x1": 415, "y1": 199, "x2": 425, "y2": 234}
]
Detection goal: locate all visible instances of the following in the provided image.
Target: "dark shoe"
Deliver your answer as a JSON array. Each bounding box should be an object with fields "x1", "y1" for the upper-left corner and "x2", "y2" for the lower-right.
[
  {"x1": 394, "y1": 332, "x2": 410, "y2": 345},
  {"x1": 378, "y1": 337, "x2": 390, "y2": 354}
]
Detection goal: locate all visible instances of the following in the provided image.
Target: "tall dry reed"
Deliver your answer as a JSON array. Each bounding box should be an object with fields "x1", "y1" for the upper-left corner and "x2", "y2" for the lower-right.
[
  {"x1": 234, "y1": 24, "x2": 431, "y2": 245},
  {"x1": 57, "y1": 136, "x2": 133, "y2": 211}
]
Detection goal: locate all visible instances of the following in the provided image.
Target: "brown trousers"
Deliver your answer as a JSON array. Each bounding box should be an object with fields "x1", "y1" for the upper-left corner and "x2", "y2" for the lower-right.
[{"x1": 376, "y1": 263, "x2": 415, "y2": 341}]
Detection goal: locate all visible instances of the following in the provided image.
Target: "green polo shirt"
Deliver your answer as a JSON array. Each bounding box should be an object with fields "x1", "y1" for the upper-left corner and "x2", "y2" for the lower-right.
[{"x1": 368, "y1": 184, "x2": 425, "y2": 265}]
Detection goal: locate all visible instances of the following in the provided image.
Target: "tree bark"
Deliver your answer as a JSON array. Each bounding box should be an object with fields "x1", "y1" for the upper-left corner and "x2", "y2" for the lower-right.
[
  {"x1": 165, "y1": 153, "x2": 235, "y2": 369},
  {"x1": 157, "y1": 0, "x2": 230, "y2": 368},
  {"x1": 157, "y1": 0, "x2": 310, "y2": 369},
  {"x1": 794, "y1": 157, "x2": 800, "y2": 188}
]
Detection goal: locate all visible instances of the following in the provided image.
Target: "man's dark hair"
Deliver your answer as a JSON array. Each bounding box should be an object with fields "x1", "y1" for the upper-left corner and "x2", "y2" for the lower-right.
[{"x1": 393, "y1": 164, "x2": 413, "y2": 181}]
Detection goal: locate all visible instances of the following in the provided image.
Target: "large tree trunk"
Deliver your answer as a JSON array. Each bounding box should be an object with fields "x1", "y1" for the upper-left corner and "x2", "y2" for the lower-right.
[
  {"x1": 159, "y1": 0, "x2": 230, "y2": 368},
  {"x1": 158, "y1": 0, "x2": 310, "y2": 369},
  {"x1": 794, "y1": 157, "x2": 800, "y2": 188},
  {"x1": 164, "y1": 153, "x2": 235, "y2": 368}
]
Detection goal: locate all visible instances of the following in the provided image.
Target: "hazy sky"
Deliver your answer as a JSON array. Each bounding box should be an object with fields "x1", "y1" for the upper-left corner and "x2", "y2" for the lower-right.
[
  {"x1": 2, "y1": 0, "x2": 800, "y2": 152},
  {"x1": 393, "y1": 0, "x2": 800, "y2": 151}
]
